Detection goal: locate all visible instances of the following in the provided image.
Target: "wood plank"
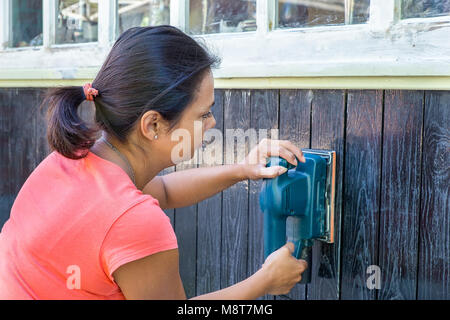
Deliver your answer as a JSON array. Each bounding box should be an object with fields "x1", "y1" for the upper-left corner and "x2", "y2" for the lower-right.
[
  {"x1": 221, "y1": 89, "x2": 250, "y2": 289},
  {"x1": 9, "y1": 88, "x2": 40, "y2": 196},
  {"x1": 378, "y1": 90, "x2": 423, "y2": 300},
  {"x1": 278, "y1": 89, "x2": 313, "y2": 300},
  {"x1": 340, "y1": 90, "x2": 383, "y2": 300},
  {"x1": 248, "y1": 89, "x2": 278, "y2": 300},
  {"x1": 0, "y1": 89, "x2": 12, "y2": 229},
  {"x1": 196, "y1": 89, "x2": 224, "y2": 295},
  {"x1": 35, "y1": 89, "x2": 51, "y2": 160},
  {"x1": 309, "y1": 89, "x2": 346, "y2": 300},
  {"x1": 174, "y1": 172, "x2": 197, "y2": 298},
  {"x1": 0, "y1": 88, "x2": 44, "y2": 229},
  {"x1": 418, "y1": 91, "x2": 450, "y2": 300}
]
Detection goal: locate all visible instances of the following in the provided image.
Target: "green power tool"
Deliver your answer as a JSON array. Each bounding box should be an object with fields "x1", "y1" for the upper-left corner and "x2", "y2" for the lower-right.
[{"x1": 259, "y1": 149, "x2": 336, "y2": 284}]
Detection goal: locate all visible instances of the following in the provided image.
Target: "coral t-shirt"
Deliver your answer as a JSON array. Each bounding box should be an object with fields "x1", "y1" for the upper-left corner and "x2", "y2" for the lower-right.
[{"x1": 0, "y1": 150, "x2": 178, "y2": 299}]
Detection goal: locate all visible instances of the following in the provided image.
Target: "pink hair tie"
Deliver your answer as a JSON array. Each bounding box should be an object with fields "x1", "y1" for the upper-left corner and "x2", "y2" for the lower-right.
[{"x1": 82, "y1": 83, "x2": 99, "y2": 101}]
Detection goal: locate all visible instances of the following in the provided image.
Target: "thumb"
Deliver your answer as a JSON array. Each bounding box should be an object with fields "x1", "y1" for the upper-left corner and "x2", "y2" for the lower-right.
[
  {"x1": 283, "y1": 242, "x2": 295, "y2": 254},
  {"x1": 259, "y1": 165, "x2": 288, "y2": 178}
]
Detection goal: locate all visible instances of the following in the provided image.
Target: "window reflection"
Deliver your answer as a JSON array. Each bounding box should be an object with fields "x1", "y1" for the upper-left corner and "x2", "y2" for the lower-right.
[
  {"x1": 189, "y1": 0, "x2": 256, "y2": 35},
  {"x1": 117, "y1": 0, "x2": 170, "y2": 36},
  {"x1": 401, "y1": 0, "x2": 450, "y2": 19},
  {"x1": 277, "y1": 0, "x2": 370, "y2": 29},
  {"x1": 56, "y1": 0, "x2": 98, "y2": 44},
  {"x1": 11, "y1": 0, "x2": 43, "y2": 47}
]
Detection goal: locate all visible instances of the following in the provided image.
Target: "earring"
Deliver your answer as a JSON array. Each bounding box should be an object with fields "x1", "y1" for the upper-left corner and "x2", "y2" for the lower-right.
[{"x1": 154, "y1": 135, "x2": 158, "y2": 139}]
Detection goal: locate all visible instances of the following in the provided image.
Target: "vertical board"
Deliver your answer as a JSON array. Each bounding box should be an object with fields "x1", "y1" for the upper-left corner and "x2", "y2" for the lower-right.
[
  {"x1": 418, "y1": 91, "x2": 450, "y2": 299},
  {"x1": 10, "y1": 89, "x2": 39, "y2": 195},
  {"x1": 196, "y1": 89, "x2": 224, "y2": 295},
  {"x1": 340, "y1": 90, "x2": 383, "y2": 300},
  {"x1": 0, "y1": 88, "x2": 49, "y2": 228},
  {"x1": 174, "y1": 166, "x2": 198, "y2": 299},
  {"x1": 309, "y1": 89, "x2": 345, "y2": 300},
  {"x1": 278, "y1": 89, "x2": 313, "y2": 300},
  {"x1": 221, "y1": 90, "x2": 251, "y2": 289},
  {"x1": 248, "y1": 89, "x2": 278, "y2": 300},
  {"x1": 35, "y1": 89, "x2": 51, "y2": 163},
  {"x1": 378, "y1": 91, "x2": 424, "y2": 300},
  {"x1": 0, "y1": 89, "x2": 12, "y2": 228}
]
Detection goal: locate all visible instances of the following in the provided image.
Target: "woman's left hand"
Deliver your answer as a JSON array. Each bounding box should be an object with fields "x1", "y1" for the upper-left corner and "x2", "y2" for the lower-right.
[{"x1": 239, "y1": 138, "x2": 306, "y2": 180}]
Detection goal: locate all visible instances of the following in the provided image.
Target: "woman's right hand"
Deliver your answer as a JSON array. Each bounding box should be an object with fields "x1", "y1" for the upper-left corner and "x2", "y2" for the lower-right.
[{"x1": 261, "y1": 242, "x2": 308, "y2": 295}]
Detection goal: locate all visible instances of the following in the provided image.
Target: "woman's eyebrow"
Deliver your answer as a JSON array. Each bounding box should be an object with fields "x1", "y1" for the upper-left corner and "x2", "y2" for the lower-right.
[{"x1": 200, "y1": 101, "x2": 215, "y2": 114}]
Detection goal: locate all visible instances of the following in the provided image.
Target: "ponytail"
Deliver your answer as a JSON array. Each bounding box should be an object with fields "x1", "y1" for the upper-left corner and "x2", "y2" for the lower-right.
[{"x1": 40, "y1": 86, "x2": 99, "y2": 160}]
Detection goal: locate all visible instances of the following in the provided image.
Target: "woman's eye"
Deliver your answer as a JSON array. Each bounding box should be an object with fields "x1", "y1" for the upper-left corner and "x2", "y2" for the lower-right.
[{"x1": 202, "y1": 111, "x2": 213, "y2": 119}]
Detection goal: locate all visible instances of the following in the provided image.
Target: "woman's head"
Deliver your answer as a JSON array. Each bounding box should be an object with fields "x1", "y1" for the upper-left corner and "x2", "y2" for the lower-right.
[{"x1": 42, "y1": 25, "x2": 220, "y2": 162}]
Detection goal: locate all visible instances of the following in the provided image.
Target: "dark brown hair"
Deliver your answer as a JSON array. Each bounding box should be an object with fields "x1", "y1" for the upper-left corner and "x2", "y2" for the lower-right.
[{"x1": 41, "y1": 25, "x2": 220, "y2": 159}]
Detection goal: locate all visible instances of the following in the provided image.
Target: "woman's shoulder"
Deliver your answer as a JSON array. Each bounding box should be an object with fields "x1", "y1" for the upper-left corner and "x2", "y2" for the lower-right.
[{"x1": 15, "y1": 149, "x2": 151, "y2": 220}]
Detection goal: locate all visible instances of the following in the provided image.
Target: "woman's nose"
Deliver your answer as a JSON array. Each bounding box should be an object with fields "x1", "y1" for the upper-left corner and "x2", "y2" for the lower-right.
[{"x1": 210, "y1": 115, "x2": 216, "y2": 129}]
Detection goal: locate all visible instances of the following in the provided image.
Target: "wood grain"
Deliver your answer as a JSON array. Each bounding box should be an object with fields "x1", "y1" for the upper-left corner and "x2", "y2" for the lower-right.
[
  {"x1": 221, "y1": 89, "x2": 251, "y2": 289},
  {"x1": 309, "y1": 89, "x2": 346, "y2": 300},
  {"x1": 418, "y1": 91, "x2": 450, "y2": 300},
  {"x1": 340, "y1": 90, "x2": 383, "y2": 300},
  {"x1": 378, "y1": 90, "x2": 424, "y2": 300},
  {"x1": 35, "y1": 89, "x2": 51, "y2": 160},
  {"x1": 248, "y1": 89, "x2": 279, "y2": 300},
  {"x1": 278, "y1": 89, "x2": 313, "y2": 300},
  {"x1": 0, "y1": 89, "x2": 12, "y2": 228},
  {"x1": 174, "y1": 161, "x2": 198, "y2": 298}
]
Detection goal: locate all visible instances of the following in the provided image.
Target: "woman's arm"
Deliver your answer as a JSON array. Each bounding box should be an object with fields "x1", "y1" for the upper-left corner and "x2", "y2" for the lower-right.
[
  {"x1": 113, "y1": 243, "x2": 307, "y2": 300},
  {"x1": 143, "y1": 139, "x2": 305, "y2": 209},
  {"x1": 113, "y1": 248, "x2": 269, "y2": 300},
  {"x1": 143, "y1": 164, "x2": 246, "y2": 209},
  {"x1": 113, "y1": 249, "x2": 186, "y2": 300},
  {"x1": 190, "y1": 268, "x2": 269, "y2": 300}
]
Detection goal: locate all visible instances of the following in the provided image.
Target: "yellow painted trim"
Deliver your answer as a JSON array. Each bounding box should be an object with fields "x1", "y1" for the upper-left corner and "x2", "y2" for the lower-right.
[
  {"x1": 0, "y1": 79, "x2": 90, "y2": 88},
  {"x1": 213, "y1": 77, "x2": 450, "y2": 90},
  {"x1": 1, "y1": 77, "x2": 450, "y2": 90}
]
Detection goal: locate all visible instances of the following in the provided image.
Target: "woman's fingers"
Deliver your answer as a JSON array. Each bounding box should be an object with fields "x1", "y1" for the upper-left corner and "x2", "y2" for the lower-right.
[
  {"x1": 278, "y1": 140, "x2": 305, "y2": 163},
  {"x1": 263, "y1": 141, "x2": 302, "y2": 166},
  {"x1": 298, "y1": 259, "x2": 308, "y2": 273}
]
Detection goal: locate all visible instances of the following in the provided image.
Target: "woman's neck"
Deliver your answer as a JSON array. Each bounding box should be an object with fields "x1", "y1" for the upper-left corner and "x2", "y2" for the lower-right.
[{"x1": 89, "y1": 134, "x2": 165, "y2": 191}]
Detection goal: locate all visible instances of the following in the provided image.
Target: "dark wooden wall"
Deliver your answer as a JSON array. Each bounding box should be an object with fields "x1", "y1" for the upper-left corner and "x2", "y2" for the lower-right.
[{"x1": 0, "y1": 87, "x2": 448, "y2": 300}]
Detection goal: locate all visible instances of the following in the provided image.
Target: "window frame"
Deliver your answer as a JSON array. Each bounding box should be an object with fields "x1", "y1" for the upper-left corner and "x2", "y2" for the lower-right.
[{"x1": 0, "y1": 0, "x2": 449, "y2": 79}]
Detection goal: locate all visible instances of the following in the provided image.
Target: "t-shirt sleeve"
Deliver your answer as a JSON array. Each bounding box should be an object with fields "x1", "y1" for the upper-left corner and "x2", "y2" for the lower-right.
[{"x1": 100, "y1": 198, "x2": 178, "y2": 282}]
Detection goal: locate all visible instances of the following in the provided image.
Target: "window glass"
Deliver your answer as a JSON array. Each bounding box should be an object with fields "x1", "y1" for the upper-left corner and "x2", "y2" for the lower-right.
[
  {"x1": 401, "y1": 0, "x2": 450, "y2": 19},
  {"x1": 189, "y1": 0, "x2": 256, "y2": 35},
  {"x1": 11, "y1": 0, "x2": 43, "y2": 47},
  {"x1": 276, "y1": 0, "x2": 370, "y2": 29},
  {"x1": 117, "y1": 0, "x2": 170, "y2": 36},
  {"x1": 56, "y1": 0, "x2": 98, "y2": 44}
]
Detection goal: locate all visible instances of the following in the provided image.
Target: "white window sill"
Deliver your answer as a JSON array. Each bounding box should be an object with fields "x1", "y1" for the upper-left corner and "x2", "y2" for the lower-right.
[{"x1": 1, "y1": 17, "x2": 449, "y2": 80}]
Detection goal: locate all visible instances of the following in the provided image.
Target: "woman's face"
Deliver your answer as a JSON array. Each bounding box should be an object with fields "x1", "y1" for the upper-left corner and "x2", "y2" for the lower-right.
[{"x1": 152, "y1": 69, "x2": 216, "y2": 165}]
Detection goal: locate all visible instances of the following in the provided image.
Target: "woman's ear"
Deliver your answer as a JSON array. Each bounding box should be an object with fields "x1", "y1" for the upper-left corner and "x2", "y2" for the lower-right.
[{"x1": 140, "y1": 110, "x2": 165, "y2": 141}]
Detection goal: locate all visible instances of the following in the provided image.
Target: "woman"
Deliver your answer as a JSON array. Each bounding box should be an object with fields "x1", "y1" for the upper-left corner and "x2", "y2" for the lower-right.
[{"x1": 0, "y1": 26, "x2": 307, "y2": 299}]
